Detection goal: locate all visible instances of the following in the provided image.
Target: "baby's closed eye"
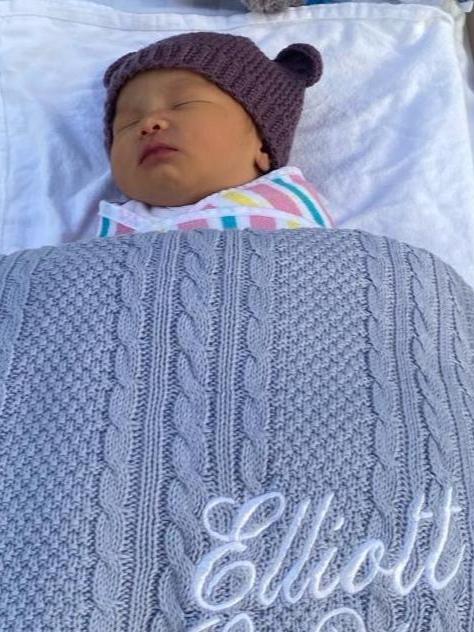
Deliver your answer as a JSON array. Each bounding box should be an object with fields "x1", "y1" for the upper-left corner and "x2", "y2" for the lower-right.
[
  {"x1": 175, "y1": 101, "x2": 207, "y2": 107},
  {"x1": 114, "y1": 101, "x2": 208, "y2": 132}
]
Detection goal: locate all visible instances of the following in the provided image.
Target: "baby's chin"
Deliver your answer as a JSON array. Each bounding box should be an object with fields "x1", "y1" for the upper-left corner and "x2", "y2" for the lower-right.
[
  {"x1": 131, "y1": 178, "x2": 221, "y2": 208},
  {"x1": 134, "y1": 188, "x2": 208, "y2": 208},
  {"x1": 117, "y1": 164, "x2": 264, "y2": 207},
  {"x1": 116, "y1": 171, "x2": 202, "y2": 207}
]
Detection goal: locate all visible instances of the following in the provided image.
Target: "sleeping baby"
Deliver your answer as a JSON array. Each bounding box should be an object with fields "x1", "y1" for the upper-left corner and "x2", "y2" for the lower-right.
[{"x1": 98, "y1": 31, "x2": 335, "y2": 236}]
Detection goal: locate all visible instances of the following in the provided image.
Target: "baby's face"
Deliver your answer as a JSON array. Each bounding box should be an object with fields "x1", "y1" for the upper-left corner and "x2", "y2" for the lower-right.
[{"x1": 110, "y1": 68, "x2": 270, "y2": 207}]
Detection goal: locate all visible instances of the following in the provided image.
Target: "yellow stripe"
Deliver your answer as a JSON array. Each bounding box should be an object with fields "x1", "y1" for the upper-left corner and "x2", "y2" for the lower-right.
[
  {"x1": 222, "y1": 190, "x2": 260, "y2": 207},
  {"x1": 287, "y1": 219, "x2": 302, "y2": 229}
]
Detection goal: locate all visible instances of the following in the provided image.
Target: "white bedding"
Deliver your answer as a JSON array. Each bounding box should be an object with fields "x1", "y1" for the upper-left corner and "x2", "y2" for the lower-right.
[
  {"x1": 0, "y1": 0, "x2": 473, "y2": 288},
  {"x1": 77, "y1": 0, "x2": 248, "y2": 12}
]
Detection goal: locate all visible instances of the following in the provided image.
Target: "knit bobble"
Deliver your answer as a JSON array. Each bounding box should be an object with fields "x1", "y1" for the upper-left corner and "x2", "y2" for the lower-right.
[{"x1": 275, "y1": 43, "x2": 323, "y2": 87}]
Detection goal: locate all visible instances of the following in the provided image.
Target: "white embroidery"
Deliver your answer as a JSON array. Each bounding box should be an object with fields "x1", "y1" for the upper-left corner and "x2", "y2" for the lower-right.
[
  {"x1": 423, "y1": 487, "x2": 465, "y2": 589},
  {"x1": 189, "y1": 609, "x2": 412, "y2": 632},
  {"x1": 313, "y1": 607, "x2": 366, "y2": 631},
  {"x1": 376, "y1": 487, "x2": 465, "y2": 594},
  {"x1": 189, "y1": 613, "x2": 254, "y2": 632},
  {"x1": 312, "y1": 609, "x2": 411, "y2": 632},
  {"x1": 190, "y1": 617, "x2": 220, "y2": 631},
  {"x1": 190, "y1": 487, "x2": 463, "y2": 631}
]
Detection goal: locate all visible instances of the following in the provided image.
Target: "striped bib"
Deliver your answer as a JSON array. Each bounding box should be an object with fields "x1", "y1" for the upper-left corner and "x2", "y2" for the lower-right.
[{"x1": 97, "y1": 165, "x2": 335, "y2": 236}]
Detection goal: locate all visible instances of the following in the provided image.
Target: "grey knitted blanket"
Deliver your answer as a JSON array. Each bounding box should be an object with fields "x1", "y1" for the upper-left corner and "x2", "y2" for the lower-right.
[{"x1": 0, "y1": 228, "x2": 473, "y2": 632}]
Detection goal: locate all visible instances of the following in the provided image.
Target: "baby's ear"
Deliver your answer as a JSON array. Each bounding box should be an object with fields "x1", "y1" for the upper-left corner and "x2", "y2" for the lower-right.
[{"x1": 240, "y1": 0, "x2": 304, "y2": 13}]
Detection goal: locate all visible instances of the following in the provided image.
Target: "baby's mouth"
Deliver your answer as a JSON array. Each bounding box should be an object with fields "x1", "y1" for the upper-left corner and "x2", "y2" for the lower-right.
[
  {"x1": 139, "y1": 147, "x2": 178, "y2": 166},
  {"x1": 139, "y1": 141, "x2": 178, "y2": 165}
]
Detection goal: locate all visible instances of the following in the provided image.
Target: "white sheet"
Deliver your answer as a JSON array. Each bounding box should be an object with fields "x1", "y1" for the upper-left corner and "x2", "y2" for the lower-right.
[
  {"x1": 0, "y1": 0, "x2": 473, "y2": 288},
  {"x1": 74, "y1": 0, "x2": 248, "y2": 13},
  {"x1": 456, "y1": 7, "x2": 474, "y2": 166}
]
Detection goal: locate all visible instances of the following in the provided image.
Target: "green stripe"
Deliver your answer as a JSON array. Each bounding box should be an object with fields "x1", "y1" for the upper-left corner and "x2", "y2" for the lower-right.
[
  {"x1": 99, "y1": 217, "x2": 110, "y2": 237},
  {"x1": 273, "y1": 177, "x2": 325, "y2": 227},
  {"x1": 222, "y1": 216, "x2": 237, "y2": 229}
]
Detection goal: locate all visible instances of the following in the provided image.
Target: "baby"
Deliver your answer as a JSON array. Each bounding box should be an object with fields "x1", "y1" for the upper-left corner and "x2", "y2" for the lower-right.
[{"x1": 98, "y1": 31, "x2": 335, "y2": 236}]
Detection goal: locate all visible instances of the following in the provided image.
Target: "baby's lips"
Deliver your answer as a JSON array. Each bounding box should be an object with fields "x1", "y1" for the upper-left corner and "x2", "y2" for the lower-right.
[{"x1": 139, "y1": 140, "x2": 178, "y2": 164}]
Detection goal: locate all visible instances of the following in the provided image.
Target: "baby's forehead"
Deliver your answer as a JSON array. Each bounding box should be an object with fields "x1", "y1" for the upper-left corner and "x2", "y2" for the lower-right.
[
  {"x1": 132, "y1": 68, "x2": 212, "y2": 93},
  {"x1": 161, "y1": 68, "x2": 210, "y2": 83}
]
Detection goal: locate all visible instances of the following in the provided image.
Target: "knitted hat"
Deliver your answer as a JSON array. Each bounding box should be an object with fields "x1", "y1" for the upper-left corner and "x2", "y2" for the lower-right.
[{"x1": 102, "y1": 32, "x2": 323, "y2": 170}]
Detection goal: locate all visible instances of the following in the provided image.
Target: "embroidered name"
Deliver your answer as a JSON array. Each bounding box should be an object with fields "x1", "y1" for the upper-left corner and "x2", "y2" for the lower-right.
[{"x1": 189, "y1": 487, "x2": 464, "y2": 631}]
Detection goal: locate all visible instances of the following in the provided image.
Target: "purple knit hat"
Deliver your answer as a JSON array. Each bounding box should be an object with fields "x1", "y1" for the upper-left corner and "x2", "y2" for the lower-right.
[{"x1": 102, "y1": 32, "x2": 323, "y2": 170}]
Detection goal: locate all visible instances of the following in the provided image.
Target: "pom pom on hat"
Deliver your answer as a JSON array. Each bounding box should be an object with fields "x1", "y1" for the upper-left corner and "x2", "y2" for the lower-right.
[{"x1": 275, "y1": 43, "x2": 323, "y2": 87}]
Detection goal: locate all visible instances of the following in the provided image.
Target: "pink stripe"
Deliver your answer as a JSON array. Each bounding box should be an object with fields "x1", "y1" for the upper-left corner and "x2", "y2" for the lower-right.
[
  {"x1": 180, "y1": 203, "x2": 219, "y2": 229},
  {"x1": 178, "y1": 218, "x2": 210, "y2": 230},
  {"x1": 249, "y1": 215, "x2": 277, "y2": 230},
  {"x1": 116, "y1": 222, "x2": 135, "y2": 235},
  {"x1": 246, "y1": 184, "x2": 302, "y2": 217},
  {"x1": 289, "y1": 175, "x2": 336, "y2": 228}
]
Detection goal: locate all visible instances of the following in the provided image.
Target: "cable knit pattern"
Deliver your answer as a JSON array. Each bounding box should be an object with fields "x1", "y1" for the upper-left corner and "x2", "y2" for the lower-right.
[
  {"x1": 407, "y1": 250, "x2": 463, "y2": 632},
  {"x1": 239, "y1": 230, "x2": 273, "y2": 495},
  {"x1": 149, "y1": 230, "x2": 219, "y2": 632},
  {"x1": 0, "y1": 228, "x2": 473, "y2": 632},
  {"x1": 89, "y1": 237, "x2": 152, "y2": 632},
  {"x1": 360, "y1": 231, "x2": 402, "y2": 632}
]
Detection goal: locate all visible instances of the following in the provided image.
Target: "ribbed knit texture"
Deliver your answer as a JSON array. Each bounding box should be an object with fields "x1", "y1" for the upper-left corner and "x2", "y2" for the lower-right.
[{"x1": 0, "y1": 228, "x2": 473, "y2": 631}]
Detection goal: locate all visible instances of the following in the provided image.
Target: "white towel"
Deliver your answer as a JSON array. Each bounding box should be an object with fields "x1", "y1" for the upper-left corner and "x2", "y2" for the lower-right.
[{"x1": 0, "y1": 0, "x2": 472, "y2": 288}]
